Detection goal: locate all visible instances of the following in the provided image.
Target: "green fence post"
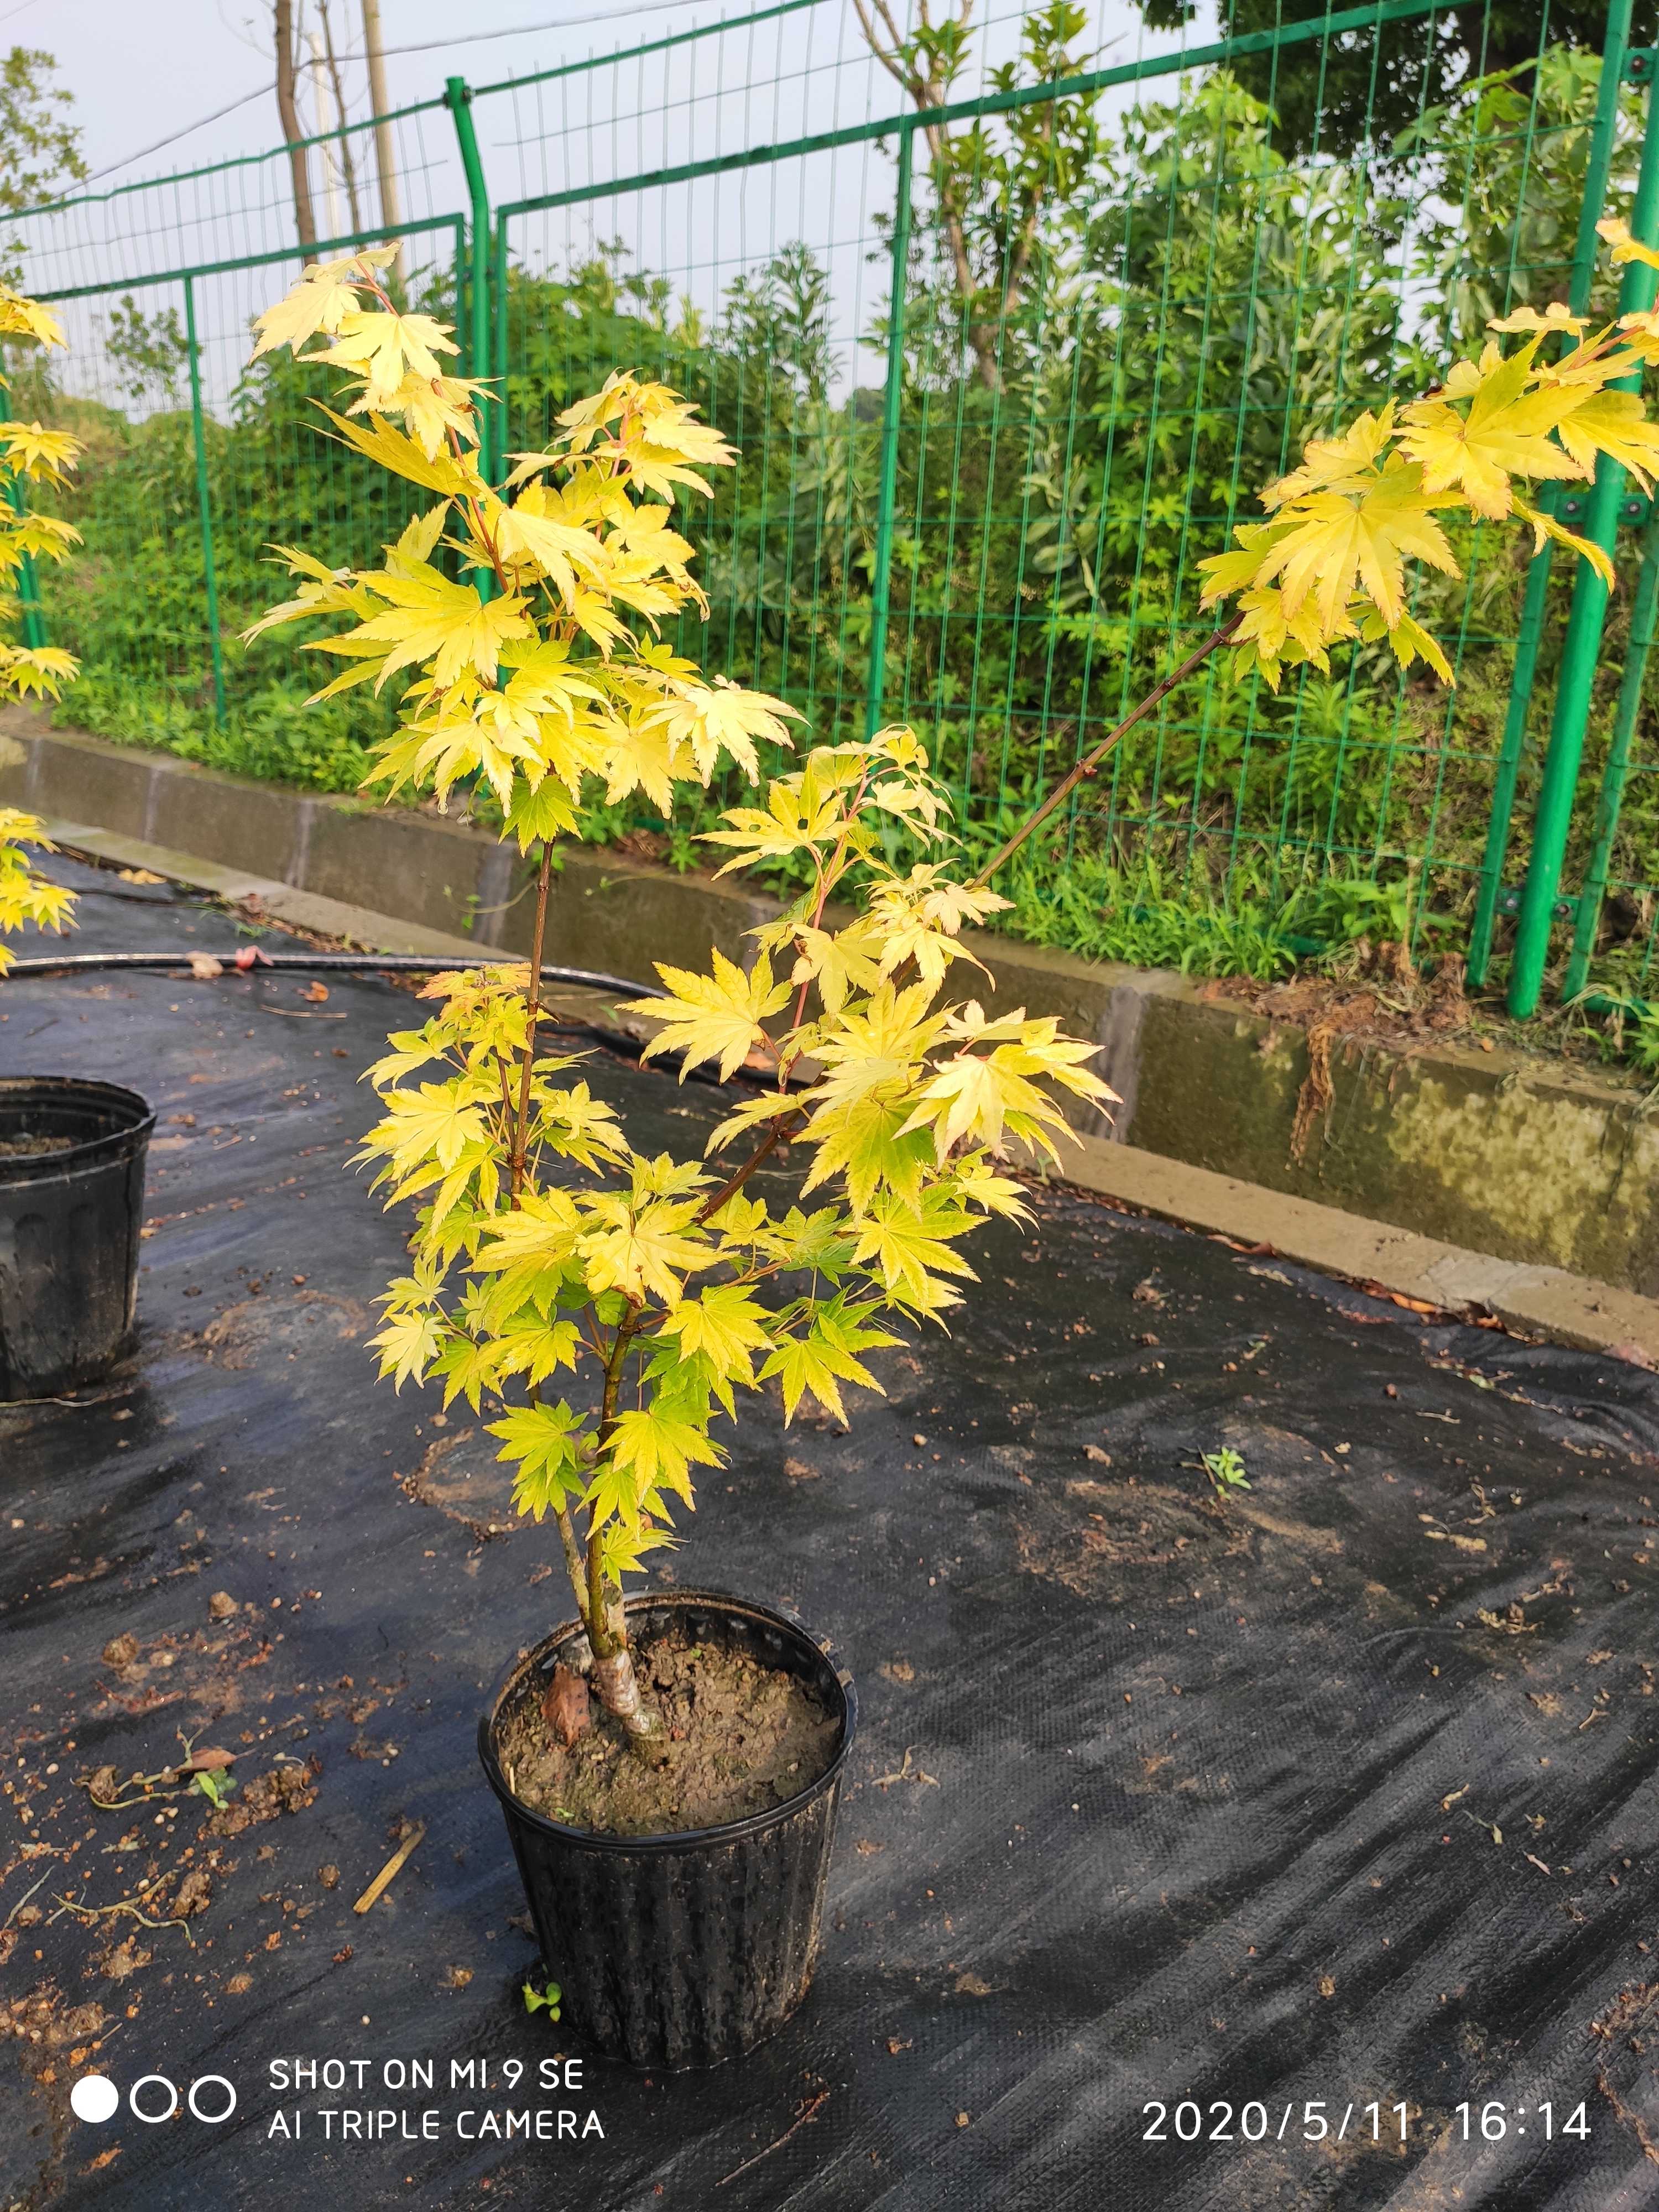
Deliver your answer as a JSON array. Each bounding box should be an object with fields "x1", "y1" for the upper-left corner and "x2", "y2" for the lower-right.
[
  {"x1": 3, "y1": 483, "x2": 46, "y2": 652},
  {"x1": 183, "y1": 275, "x2": 228, "y2": 729},
  {"x1": 492, "y1": 209, "x2": 510, "y2": 491},
  {"x1": 864, "y1": 118, "x2": 913, "y2": 740},
  {"x1": 1507, "y1": 79, "x2": 1659, "y2": 1019},
  {"x1": 0, "y1": 358, "x2": 47, "y2": 653},
  {"x1": 1465, "y1": 0, "x2": 1636, "y2": 990},
  {"x1": 1561, "y1": 505, "x2": 1659, "y2": 1001},
  {"x1": 445, "y1": 76, "x2": 494, "y2": 493}
]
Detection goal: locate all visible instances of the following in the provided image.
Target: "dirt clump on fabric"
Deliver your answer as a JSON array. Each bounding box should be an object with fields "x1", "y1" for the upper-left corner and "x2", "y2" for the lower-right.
[
  {"x1": 201, "y1": 1759, "x2": 319, "y2": 1836},
  {"x1": 497, "y1": 1632, "x2": 839, "y2": 1838}
]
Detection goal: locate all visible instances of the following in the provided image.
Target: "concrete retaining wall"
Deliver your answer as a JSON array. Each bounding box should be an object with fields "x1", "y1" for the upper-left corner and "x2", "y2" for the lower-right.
[{"x1": 7, "y1": 713, "x2": 1658, "y2": 1296}]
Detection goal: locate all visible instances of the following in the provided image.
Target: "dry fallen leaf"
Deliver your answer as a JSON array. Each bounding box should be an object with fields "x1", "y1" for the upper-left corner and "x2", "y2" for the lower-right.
[
  {"x1": 188, "y1": 954, "x2": 223, "y2": 980},
  {"x1": 302, "y1": 980, "x2": 330, "y2": 1003},
  {"x1": 118, "y1": 867, "x2": 165, "y2": 885},
  {"x1": 542, "y1": 1664, "x2": 590, "y2": 1750}
]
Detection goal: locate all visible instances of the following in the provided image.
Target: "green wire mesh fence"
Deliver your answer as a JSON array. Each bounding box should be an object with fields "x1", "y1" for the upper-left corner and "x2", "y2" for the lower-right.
[{"x1": 5, "y1": 0, "x2": 1658, "y2": 1005}]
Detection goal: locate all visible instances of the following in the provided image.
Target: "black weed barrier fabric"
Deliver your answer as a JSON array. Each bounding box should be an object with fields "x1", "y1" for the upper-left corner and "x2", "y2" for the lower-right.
[{"x1": 6, "y1": 855, "x2": 1659, "y2": 2210}]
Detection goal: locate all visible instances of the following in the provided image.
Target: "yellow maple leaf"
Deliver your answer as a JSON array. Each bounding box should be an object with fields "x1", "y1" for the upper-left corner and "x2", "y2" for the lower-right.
[
  {"x1": 624, "y1": 948, "x2": 791, "y2": 1082},
  {"x1": 1397, "y1": 341, "x2": 1585, "y2": 518},
  {"x1": 0, "y1": 288, "x2": 64, "y2": 348},
  {"x1": 1265, "y1": 460, "x2": 1460, "y2": 633},
  {"x1": 249, "y1": 247, "x2": 397, "y2": 362},
  {"x1": 661, "y1": 676, "x2": 800, "y2": 782},
  {"x1": 1598, "y1": 216, "x2": 1659, "y2": 274},
  {"x1": 335, "y1": 564, "x2": 533, "y2": 691},
  {"x1": 1512, "y1": 499, "x2": 1616, "y2": 589},
  {"x1": 1554, "y1": 388, "x2": 1659, "y2": 493},
  {"x1": 313, "y1": 404, "x2": 479, "y2": 497},
  {"x1": 1262, "y1": 406, "x2": 1397, "y2": 508}
]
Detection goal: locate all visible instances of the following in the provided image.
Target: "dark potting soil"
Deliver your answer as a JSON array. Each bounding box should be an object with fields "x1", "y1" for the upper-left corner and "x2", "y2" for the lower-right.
[
  {"x1": 12, "y1": 849, "x2": 1659, "y2": 2210},
  {"x1": 497, "y1": 1634, "x2": 840, "y2": 1834},
  {"x1": 0, "y1": 1130, "x2": 74, "y2": 1156}
]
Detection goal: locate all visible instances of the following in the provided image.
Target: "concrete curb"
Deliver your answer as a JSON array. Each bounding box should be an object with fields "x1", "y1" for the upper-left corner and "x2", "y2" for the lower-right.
[
  {"x1": 18, "y1": 806, "x2": 1659, "y2": 1369},
  {"x1": 8, "y1": 712, "x2": 1659, "y2": 1306}
]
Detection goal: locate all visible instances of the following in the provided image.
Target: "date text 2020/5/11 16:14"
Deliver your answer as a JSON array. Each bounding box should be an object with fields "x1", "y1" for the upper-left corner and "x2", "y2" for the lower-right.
[{"x1": 1140, "y1": 2101, "x2": 1592, "y2": 2145}]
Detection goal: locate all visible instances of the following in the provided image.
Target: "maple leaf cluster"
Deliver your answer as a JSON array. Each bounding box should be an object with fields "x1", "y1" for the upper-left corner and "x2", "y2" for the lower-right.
[
  {"x1": 0, "y1": 283, "x2": 80, "y2": 974},
  {"x1": 1198, "y1": 223, "x2": 1659, "y2": 690},
  {"x1": 354, "y1": 732, "x2": 1114, "y2": 1612},
  {"x1": 243, "y1": 247, "x2": 796, "y2": 829},
  {"x1": 247, "y1": 251, "x2": 1113, "y2": 1715}
]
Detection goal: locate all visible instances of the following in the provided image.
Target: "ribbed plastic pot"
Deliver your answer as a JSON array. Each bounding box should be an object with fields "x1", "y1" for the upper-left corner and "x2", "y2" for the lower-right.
[
  {"x1": 0, "y1": 1077, "x2": 154, "y2": 1402},
  {"x1": 478, "y1": 1590, "x2": 856, "y2": 2071}
]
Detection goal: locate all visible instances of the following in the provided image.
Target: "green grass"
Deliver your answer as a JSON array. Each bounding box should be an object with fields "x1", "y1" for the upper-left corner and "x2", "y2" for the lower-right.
[{"x1": 56, "y1": 662, "x2": 1462, "y2": 988}]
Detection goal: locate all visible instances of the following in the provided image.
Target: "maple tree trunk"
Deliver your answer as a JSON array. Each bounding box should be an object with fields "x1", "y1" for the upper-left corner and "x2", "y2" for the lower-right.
[{"x1": 583, "y1": 1313, "x2": 657, "y2": 1739}]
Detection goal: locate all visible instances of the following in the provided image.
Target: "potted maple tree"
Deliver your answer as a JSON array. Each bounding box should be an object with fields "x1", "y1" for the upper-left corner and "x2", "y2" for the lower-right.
[
  {"x1": 247, "y1": 229, "x2": 1657, "y2": 2067},
  {"x1": 0, "y1": 284, "x2": 155, "y2": 1402}
]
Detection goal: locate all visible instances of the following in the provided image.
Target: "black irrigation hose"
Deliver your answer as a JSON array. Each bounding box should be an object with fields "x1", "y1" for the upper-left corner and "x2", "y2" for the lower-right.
[
  {"x1": 1, "y1": 949, "x2": 664, "y2": 998},
  {"x1": 0, "y1": 946, "x2": 802, "y2": 1093}
]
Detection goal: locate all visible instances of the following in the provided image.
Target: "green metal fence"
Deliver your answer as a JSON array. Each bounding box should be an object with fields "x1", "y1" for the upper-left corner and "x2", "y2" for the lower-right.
[{"x1": 8, "y1": 0, "x2": 1659, "y2": 1011}]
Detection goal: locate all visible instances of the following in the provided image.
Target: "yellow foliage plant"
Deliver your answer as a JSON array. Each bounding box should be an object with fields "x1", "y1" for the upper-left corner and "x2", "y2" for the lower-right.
[
  {"x1": 0, "y1": 282, "x2": 81, "y2": 974},
  {"x1": 251, "y1": 234, "x2": 1659, "y2": 1738},
  {"x1": 984, "y1": 233, "x2": 1659, "y2": 888},
  {"x1": 1201, "y1": 233, "x2": 1659, "y2": 691},
  {"x1": 246, "y1": 249, "x2": 1113, "y2": 1735}
]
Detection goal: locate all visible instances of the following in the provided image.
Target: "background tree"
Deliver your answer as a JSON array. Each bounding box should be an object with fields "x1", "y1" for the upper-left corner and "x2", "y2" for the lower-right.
[
  {"x1": 854, "y1": 0, "x2": 1104, "y2": 390},
  {"x1": 0, "y1": 47, "x2": 85, "y2": 215},
  {"x1": 1135, "y1": 0, "x2": 1655, "y2": 159},
  {"x1": 274, "y1": 0, "x2": 319, "y2": 249}
]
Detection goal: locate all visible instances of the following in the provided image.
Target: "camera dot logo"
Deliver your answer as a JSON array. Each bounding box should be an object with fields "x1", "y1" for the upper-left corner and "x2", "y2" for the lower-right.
[
  {"x1": 67, "y1": 2072, "x2": 238, "y2": 2126},
  {"x1": 69, "y1": 2075, "x2": 120, "y2": 2125}
]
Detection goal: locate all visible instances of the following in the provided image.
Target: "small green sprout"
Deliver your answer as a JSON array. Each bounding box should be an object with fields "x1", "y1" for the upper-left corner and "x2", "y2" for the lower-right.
[
  {"x1": 190, "y1": 1767, "x2": 238, "y2": 1810},
  {"x1": 1198, "y1": 1447, "x2": 1251, "y2": 1499},
  {"x1": 522, "y1": 1979, "x2": 562, "y2": 2021}
]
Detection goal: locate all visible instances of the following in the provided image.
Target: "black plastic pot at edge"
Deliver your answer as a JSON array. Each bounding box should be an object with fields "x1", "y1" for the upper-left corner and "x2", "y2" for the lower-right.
[
  {"x1": 0, "y1": 1077, "x2": 154, "y2": 1402},
  {"x1": 478, "y1": 1589, "x2": 857, "y2": 2071}
]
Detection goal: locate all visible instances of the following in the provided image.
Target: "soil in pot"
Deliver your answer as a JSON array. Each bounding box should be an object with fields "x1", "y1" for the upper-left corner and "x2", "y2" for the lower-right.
[
  {"x1": 496, "y1": 1626, "x2": 841, "y2": 1837},
  {"x1": 0, "y1": 1133, "x2": 75, "y2": 1157}
]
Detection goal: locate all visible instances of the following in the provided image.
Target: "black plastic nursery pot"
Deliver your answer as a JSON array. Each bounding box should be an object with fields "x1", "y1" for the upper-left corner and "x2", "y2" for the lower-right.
[
  {"x1": 0, "y1": 1076, "x2": 154, "y2": 1402},
  {"x1": 478, "y1": 1589, "x2": 857, "y2": 2072}
]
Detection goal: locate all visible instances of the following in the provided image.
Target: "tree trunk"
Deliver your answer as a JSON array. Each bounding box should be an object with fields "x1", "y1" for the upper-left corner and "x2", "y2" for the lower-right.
[
  {"x1": 361, "y1": 0, "x2": 404, "y2": 289},
  {"x1": 274, "y1": 0, "x2": 317, "y2": 249},
  {"x1": 319, "y1": 1, "x2": 364, "y2": 237}
]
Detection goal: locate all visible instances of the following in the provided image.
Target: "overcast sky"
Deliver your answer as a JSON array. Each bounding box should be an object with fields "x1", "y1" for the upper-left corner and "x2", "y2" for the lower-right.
[
  {"x1": 4, "y1": 1, "x2": 769, "y2": 191},
  {"x1": 8, "y1": 0, "x2": 1214, "y2": 407}
]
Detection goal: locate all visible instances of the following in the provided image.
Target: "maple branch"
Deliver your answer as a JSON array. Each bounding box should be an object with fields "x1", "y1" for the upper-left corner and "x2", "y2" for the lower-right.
[
  {"x1": 971, "y1": 611, "x2": 1243, "y2": 888},
  {"x1": 509, "y1": 844, "x2": 555, "y2": 1200},
  {"x1": 696, "y1": 1114, "x2": 803, "y2": 1227}
]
